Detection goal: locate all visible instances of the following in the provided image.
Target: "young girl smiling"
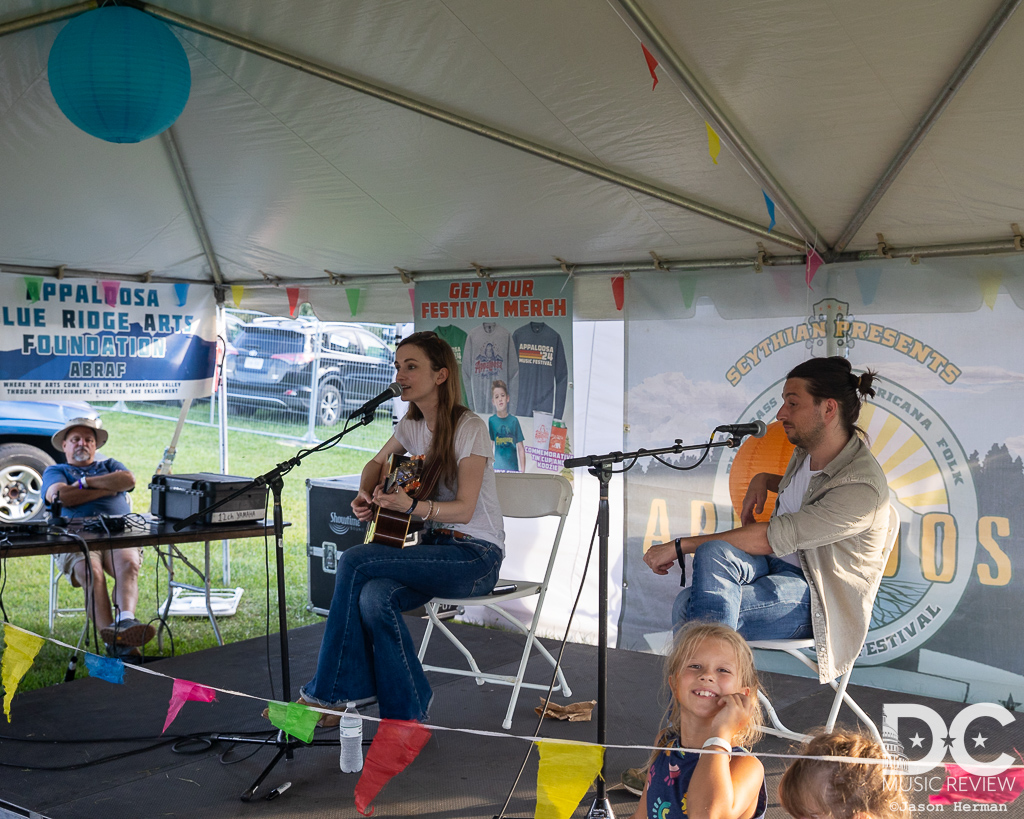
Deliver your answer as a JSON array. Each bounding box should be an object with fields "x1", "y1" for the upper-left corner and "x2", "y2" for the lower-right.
[{"x1": 629, "y1": 623, "x2": 767, "y2": 819}]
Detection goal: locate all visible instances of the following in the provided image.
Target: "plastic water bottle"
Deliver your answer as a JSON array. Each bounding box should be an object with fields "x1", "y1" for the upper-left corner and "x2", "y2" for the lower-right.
[{"x1": 339, "y1": 703, "x2": 363, "y2": 773}]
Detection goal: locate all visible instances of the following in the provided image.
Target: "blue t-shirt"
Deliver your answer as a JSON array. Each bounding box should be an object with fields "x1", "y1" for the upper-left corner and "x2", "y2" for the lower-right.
[
  {"x1": 645, "y1": 741, "x2": 767, "y2": 819},
  {"x1": 42, "y1": 457, "x2": 132, "y2": 518},
  {"x1": 488, "y1": 414, "x2": 524, "y2": 472}
]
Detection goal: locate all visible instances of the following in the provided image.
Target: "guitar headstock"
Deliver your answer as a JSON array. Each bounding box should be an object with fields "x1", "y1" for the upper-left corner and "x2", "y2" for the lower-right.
[{"x1": 383, "y1": 455, "x2": 425, "y2": 494}]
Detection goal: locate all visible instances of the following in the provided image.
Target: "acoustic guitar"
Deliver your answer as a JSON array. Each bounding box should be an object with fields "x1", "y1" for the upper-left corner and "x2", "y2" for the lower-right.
[{"x1": 363, "y1": 454, "x2": 438, "y2": 548}]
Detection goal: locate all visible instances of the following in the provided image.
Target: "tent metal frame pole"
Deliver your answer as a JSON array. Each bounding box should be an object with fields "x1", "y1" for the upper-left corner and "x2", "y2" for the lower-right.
[
  {"x1": 830, "y1": 0, "x2": 1023, "y2": 258},
  {"x1": 0, "y1": 1, "x2": 96, "y2": 38},
  {"x1": 160, "y1": 126, "x2": 224, "y2": 286},
  {"x1": 4, "y1": 228, "x2": 1022, "y2": 292},
  {"x1": 607, "y1": 0, "x2": 826, "y2": 255},
  {"x1": 139, "y1": 3, "x2": 805, "y2": 253}
]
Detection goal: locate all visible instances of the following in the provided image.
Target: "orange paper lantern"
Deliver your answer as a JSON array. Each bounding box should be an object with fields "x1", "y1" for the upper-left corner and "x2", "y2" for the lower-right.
[{"x1": 728, "y1": 421, "x2": 795, "y2": 522}]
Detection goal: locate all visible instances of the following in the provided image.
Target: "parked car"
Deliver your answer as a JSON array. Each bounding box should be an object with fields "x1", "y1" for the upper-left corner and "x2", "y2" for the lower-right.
[
  {"x1": 0, "y1": 400, "x2": 98, "y2": 524},
  {"x1": 224, "y1": 318, "x2": 395, "y2": 426}
]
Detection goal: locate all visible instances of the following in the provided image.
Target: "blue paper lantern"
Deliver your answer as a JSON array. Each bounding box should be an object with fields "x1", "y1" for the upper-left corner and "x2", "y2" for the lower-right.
[{"x1": 47, "y1": 6, "x2": 191, "y2": 144}]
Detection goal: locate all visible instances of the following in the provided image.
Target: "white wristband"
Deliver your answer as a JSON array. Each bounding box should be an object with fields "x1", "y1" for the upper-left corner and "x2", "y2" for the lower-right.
[{"x1": 702, "y1": 736, "x2": 732, "y2": 756}]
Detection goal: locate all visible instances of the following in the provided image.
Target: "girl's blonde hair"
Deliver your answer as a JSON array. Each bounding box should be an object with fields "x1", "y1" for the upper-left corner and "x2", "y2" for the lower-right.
[
  {"x1": 778, "y1": 728, "x2": 908, "y2": 819},
  {"x1": 651, "y1": 622, "x2": 762, "y2": 765}
]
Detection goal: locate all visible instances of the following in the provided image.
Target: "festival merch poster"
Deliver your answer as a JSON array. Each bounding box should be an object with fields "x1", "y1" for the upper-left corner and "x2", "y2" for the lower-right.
[
  {"x1": 620, "y1": 260, "x2": 1024, "y2": 704},
  {"x1": 0, "y1": 275, "x2": 217, "y2": 401},
  {"x1": 414, "y1": 277, "x2": 573, "y2": 477}
]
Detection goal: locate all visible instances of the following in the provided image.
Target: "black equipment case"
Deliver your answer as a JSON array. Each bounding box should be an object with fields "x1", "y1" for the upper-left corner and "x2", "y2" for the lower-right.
[
  {"x1": 149, "y1": 472, "x2": 268, "y2": 524},
  {"x1": 306, "y1": 476, "x2": 365, "y2": 615}
]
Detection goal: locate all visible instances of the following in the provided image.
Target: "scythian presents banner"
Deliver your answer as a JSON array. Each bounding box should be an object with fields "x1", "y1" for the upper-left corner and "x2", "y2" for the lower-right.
[
  {"x1": 622, "y1": 258, "x2": 1024, "y2": 704},
  {"x1": 0, "y1": 275, "x2": 217, "y2": 401},
  {"x1": 414, "y1": 277, "x2": 573, "y2": 476}
]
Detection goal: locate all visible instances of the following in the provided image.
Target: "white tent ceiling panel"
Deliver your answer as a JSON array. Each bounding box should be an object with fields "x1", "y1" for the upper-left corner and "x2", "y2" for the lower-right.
[{"x1": 1, "y1": 0, "x2": 1022, "y2": 316}]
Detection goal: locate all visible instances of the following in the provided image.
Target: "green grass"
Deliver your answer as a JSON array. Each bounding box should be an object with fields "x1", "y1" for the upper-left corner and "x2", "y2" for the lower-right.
[{"x1": 2, "y1": 405, "x2": 388, "y2": 693}]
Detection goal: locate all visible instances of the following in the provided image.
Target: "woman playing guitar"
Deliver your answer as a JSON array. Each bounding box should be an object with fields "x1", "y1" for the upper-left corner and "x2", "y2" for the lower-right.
[{"x1": 298, "y1": 331, "x2": 505, "y2": 725}]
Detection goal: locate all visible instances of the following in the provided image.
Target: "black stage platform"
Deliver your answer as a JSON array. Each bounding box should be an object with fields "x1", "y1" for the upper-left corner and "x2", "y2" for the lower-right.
[{"x1": 0, "y1": 617, "x2": 1012, "y2": 818}]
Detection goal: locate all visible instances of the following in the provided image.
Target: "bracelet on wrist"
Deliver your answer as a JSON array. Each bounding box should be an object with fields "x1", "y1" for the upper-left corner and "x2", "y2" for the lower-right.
[
  {"x1": 701, "y1": 736, "x2": 732, "y2": 756},
  {"x1": 674, "y1": 538, "x2": 684, "y2": 565},
  {"x1": 407, "y1": 497, "x2": 419, "y2": 516}
]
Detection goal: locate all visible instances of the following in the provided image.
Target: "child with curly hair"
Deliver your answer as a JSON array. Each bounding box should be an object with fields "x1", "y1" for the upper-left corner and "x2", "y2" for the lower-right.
[{"x1": 779, "y1": 728, "x2": 908, "y2": 818}]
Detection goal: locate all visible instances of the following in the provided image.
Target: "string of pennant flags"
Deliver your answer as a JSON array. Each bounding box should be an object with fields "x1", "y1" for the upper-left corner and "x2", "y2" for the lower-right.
[{"x1": 4, "y1": 623, "x2": 1024, "y2": 814}]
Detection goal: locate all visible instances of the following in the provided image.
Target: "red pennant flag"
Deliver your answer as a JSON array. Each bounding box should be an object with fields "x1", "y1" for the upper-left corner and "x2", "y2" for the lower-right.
[
  {"x1": 611, "y1": 275, "x2": 625, "y2": 311},
  {"x1": 805, "y1": 245, "x2": 824, "y2": 288},
  {"x1": 287, "y1": 287, "x2": 301, "y2": 317},
  {"x1": 354, "y1": 720, "x2": 431, "y2": 815},
  {"x1": 641, "y1": 43, "x2": 659, "y2": 90},
  {"x1": 930, "y1": 763, "x2": 1024, "y2": 806}
]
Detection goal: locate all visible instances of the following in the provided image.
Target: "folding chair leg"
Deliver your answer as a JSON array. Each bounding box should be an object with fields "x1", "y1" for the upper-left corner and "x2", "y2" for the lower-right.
[
  {"x1": 486, "y1": 605, "x2": 572, "y2": 697},
  {"x1": 420, "y1": 604, "x2": 486, "y2": 684},
  {"x1": 757, "y1": 690, "x2": 812, "y2": 742}
]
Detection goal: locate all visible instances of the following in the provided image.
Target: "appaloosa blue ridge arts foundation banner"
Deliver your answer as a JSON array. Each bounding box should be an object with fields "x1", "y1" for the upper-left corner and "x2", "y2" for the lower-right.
[
  {"x1": 621, "y1": 258, "x2": 1024, "y2": 704},
  {"x1": 415, "y1": 276, "x2": 573, "y2": 476},
  {"x1": 0, "y1": 275, "x2": 217, "y2": 401}
]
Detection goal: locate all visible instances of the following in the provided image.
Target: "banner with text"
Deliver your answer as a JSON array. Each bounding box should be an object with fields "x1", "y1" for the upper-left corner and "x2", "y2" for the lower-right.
[
  {"x1": 0, "y1": 275, "x2": 217, "y2": 401},
  {"x1": 415, "y1": 277, "x2": 573, "y2": 477},
  {"x1": 622, "y1": 260, "x2": 1024, "y2": 704}
]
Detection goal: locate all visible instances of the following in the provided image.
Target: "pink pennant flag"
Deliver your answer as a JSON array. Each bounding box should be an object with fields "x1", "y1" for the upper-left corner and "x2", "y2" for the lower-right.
[
  {"x1": 930, "y1": 763, "x2": 1024, "y2": 806},
  {"x1": 640, "y1": 43, "x2": 659, "y2": 90},
  {"x1": 101, "y1": 280, "x2": 120, "y2": 308},
  {"x1": 805, "y1": 245, "x2": 824, "y2": 288},
  {"x1": 408, "y1": 287, "x2": 415, "y2": 311},
  {"x1": 163, "y1": 679, "x2": 217, "y2": 733}
]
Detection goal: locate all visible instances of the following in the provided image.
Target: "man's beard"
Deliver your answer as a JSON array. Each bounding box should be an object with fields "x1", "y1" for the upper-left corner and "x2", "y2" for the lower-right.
[
  {"x1": 69, "y1": 448, "x2": 92, "y2": 464},
  {"x1": 786, "y1": 419, "x2": 826, "y2": 451}
]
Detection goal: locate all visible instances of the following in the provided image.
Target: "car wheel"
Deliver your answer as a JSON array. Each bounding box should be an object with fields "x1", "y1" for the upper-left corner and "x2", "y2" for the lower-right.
[
  {"x1": 317, "y1": 384, "x2": 343, "y2": 427},
  {"x1": 0, "y1": 443, "x2": 55, "y2": 524}
]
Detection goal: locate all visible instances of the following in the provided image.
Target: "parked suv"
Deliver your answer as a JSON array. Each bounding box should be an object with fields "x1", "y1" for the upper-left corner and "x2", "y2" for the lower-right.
[
  {"x1": 0, "y1": 400, "x2": 98, "y2": 524},
  {"x1": 224, "y1": 318, "x2": 395, "y2": 426}
]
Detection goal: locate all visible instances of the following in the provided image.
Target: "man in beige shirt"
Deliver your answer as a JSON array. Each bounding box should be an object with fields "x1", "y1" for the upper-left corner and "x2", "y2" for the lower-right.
[{"x1": 644, "y1": 356, "x2": 890, "y2": 684}]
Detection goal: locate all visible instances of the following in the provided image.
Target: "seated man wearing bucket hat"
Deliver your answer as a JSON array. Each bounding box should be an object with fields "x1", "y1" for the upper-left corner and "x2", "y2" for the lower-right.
[{"x1": 42, "y1": 417, "x2": 154, "y2": 660}]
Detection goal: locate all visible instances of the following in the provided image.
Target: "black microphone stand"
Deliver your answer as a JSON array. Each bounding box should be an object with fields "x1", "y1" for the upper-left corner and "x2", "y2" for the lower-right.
[
  {"x1": 564, "y1": 435, "x2": 742, "y2": 819},
  {"x1": 170, "y1": 406, "x2": 383, "y2": 801}
]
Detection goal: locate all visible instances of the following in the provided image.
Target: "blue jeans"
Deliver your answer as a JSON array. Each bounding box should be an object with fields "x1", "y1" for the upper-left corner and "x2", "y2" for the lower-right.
[
  {"x1": 672, "y1": 540, "x2": 813, "y2": 640},
  {"x1": 300, "y1": 532, "x2": 502, "y2": 721}
]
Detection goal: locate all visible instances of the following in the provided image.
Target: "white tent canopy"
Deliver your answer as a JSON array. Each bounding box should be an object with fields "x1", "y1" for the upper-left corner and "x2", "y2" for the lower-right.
[{"x1": 2, "y1": 0, "x2": 1023, "y2": 321}]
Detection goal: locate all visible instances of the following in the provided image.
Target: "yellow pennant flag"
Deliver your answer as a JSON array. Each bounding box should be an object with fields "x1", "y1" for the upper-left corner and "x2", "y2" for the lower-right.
[
  {"x1": 535, "y1": 740, "x2": 605, "y2": 819},
  {"x1": 979, "y1": 272, "x2": 1002, "y2": 310},
  {"x1": 231, "y1": 285, "x2": 244, "y2": 307},
  {"x1": 2, "y1": 624, "x2": 45, "y2": 722},
  {"x1": 705, "y1": 121, "x2": 721, "y2": 165}
]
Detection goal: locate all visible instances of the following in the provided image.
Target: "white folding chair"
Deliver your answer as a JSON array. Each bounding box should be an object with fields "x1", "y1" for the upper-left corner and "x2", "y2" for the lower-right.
[
  {"x1": 417, "y1": 472, "x2": 573, "y2": 730},
  {"x1": 49, "y1": 552, "x2": 86, "y2": 631},
  {"x1": 750, "y1": 505, "x2": 900, "y2": 745}
]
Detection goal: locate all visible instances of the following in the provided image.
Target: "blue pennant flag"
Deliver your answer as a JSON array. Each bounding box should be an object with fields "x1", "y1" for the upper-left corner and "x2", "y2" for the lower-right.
[
  {"x1": 762, "y1": 190, "x2": 776, "y2": 232},
  {"x1": 84, "y1": 653, "x2": 125, "y2": 684}
]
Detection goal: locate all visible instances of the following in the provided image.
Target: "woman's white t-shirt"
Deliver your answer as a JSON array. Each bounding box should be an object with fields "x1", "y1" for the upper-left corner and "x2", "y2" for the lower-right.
[{"x1": 394, "y1": 412, "x2": 505, "y2": 552}]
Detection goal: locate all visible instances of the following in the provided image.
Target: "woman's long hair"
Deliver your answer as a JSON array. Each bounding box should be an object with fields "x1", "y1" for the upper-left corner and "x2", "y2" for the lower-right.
[{"x1": 398, "y1": 331, "x2": 468, "y2": 486}]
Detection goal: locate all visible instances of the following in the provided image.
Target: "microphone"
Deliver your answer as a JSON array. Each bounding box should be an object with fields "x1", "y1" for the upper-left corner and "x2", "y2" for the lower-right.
[
  {"x1": 348, "y1": 382, "x2": 402, "y2": 418},
  {"x1": 715, "y1": 420, "x2": 767, "y2": 439}
]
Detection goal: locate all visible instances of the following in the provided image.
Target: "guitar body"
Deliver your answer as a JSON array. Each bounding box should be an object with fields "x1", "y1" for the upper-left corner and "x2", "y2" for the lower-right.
[{"x1": 364, "y1": 454, "x2": 429, "y2": 548}]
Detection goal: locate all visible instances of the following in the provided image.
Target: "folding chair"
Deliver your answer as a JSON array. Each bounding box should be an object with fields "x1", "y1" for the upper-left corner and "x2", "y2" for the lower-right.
[
  {"x1": 48, "y1": 552, "x2": 85, "y2": 631},
  {"x1": 417, "y1": 472, "x2": 573, "y2": 730},
  {"x1": 750, "y1": 505, "x2": 900, "y2": 745}
]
